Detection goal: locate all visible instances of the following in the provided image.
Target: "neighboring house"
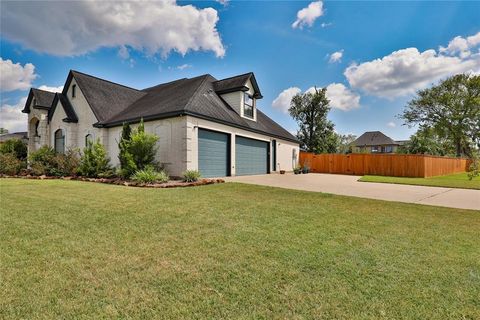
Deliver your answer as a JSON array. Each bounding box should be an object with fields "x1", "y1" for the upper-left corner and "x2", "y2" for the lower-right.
[
  {"x1": 22, "y1": 70, "x2": 299, "y2": 177},
  {"x1": 352, "y1": 131, "x2": 402, "y2": 153},
  {"x1": 0, "y1": 132, "x2": 28, "y2": 144}
]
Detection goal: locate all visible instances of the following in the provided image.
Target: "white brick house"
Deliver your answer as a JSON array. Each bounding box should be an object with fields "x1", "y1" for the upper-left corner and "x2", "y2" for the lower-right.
[{"x1": 23, "y1": 70, "x2": 299, "y2": 177}]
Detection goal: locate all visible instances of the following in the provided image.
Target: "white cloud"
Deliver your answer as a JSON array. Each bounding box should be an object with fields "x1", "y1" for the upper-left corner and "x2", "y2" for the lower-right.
[
  {"x1": 329, "y1": 50, "x2": 343, "y2": 63},
  {"x1": 177, "y1": 63, "x2": 192, "y2": 70},
  {"x1": 324, "y1": 83, "x2": 360, "y2": 111},
  {"x1": 321, "y1": 22, "x2": 332, "y2": 28},
  {"x1": 216, "y1": 0, "x2": 229, "y2": 5},
  {"x1": 273, "y1": 84, "x2": 359, "y2": 113},
  {"x1": 0, "y1": 58, "x2": 37, "y2": 92},
  {"x1": 1, "y1": 0, "x2": 225, "y2": 58},
  {"x1": 0, "y1": 97, "x2": 27, "y2": 132},
  {"x1": 344, "y1": 38, "x2": 480, "y2": 98},
  {"x1": 292, "y1": 1, "x2": 324, "y2": 29},
  {"x1": 38, "y1": 85, "x2": 63, "y2": 93},
  {"x1": 387, "y1": 121, "x2": 396, "y2": 128},
  {"x1": 272, "y1": 87, "x2": 301, "y2": 113},
  {"x1": 439, "y1": 31, "x2": 480, "y2": 58},
  {"x1": 118, "y1": 45, "x2": 130, "y2": 60}
]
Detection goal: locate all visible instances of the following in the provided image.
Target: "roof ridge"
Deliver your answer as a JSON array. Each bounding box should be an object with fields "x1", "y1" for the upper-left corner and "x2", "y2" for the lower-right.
[
  {"x1": 212, "y1": 72, "x2": 252, "y2": 83},
  {"x1": 184, "y1": 75, "x2": 212, "y2": 112},
  {"x1": 71, "y1": 70, "x2": 141, "y2": 92}
]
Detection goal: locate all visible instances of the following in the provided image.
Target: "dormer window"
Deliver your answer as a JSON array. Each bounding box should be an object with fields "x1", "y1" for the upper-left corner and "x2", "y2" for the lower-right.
[
  {"x1": 244, "y1": 93, "x2": 254, "y2": 119},
  {"x1": 72, "y1": 84, "x2": 76, "y2": 98}
]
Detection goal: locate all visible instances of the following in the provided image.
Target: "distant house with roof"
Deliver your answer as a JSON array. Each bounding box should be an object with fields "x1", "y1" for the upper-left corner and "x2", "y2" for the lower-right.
[
  {"x1": 22, "y1": 70, "x2": 299, "y2": 177},
  {"x1": 0, "y1": 132, "x2": 28, "y2": 144},
  {"x1": 352, "y1": 131, "x2": 405, "y2": 153}
]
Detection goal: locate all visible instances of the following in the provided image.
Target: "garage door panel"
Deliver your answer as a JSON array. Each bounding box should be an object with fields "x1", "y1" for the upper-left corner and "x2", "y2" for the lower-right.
[
  {"x1": 235, "y1": 136, "x2": 268, "y2": 176},
  {"x1": 198, "y1": 129, "x2": 229, "y2": 178}
]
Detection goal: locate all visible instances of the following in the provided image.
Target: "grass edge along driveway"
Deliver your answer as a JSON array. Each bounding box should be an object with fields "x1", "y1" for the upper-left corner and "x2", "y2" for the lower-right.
[
  {"x1": 359, "y1": 172, "x2": 480, "y2": 190},
  {"x1": 1, "y1": 178, "x2": 479, "y2": 319}
]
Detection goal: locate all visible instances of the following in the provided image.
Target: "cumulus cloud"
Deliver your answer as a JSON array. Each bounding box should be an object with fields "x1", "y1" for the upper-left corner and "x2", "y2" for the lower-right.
[
  {"x1": 292, "y1": 1, "x2": 324, "y2": 29},
  {"x1": 387, "y1": 121, "x2": 396, "y2": 128},
  {"x1": 439, "y1": 31, "x2": 480, "y2": 58},
  {"x1": 0, "y1": 58, "x2": 37, "y2": 92},
  {"x1": 1, "y1": 0, "x2": 225, "y2": 58},
  {"x1": 324, "y1": 83, "x2": 360, "y2": 111},
  {"x1": 329, "y1": 50, "x2": 343, "y2": 63},
  {"x1": 272, "y1": 84, "x2": 360, "y2": 113},
  {"x1": 38, "y1": 85, "x2": 63, "y2": 93},
  {"x1": 0, "y1": 97, "x2": 28, "y2": 132},
  {"x1": 272, "y1": 87, "x2": 301, "y2": 113},
  {"x1": 344, "y1": 35, "x2": 480, "y2": 98}
]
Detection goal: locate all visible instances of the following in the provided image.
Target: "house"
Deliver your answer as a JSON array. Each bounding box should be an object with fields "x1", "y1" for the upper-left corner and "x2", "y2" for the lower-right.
[
  {"x1": 22, "y1": 70, "x2": 299, "y2": 177},
  {"x1": 352, "y1": 131, "x2": 402, "y2": 153},
  {"x1": 0, "y1": 132, "x2": 28, "y2": 144}
]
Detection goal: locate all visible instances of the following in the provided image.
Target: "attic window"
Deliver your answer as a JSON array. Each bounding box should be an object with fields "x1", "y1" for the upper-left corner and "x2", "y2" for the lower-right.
[
  {"x1": 72, "y1": 84, "x2": 76, "y2": 98},
  {"x1": 243, "y1": 93, "x2": 254, "y2": 119}
]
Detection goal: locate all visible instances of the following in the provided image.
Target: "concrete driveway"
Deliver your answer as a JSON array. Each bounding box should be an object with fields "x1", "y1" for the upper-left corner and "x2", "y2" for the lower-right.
[{"x1": 226, "y1": 173, "x2": 480, "y2": 211}]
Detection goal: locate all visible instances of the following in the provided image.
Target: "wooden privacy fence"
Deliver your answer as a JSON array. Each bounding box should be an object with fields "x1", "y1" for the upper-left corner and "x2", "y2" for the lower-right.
[{"x1": 299, "y1": 152, "x2": 470, "y2": 178}]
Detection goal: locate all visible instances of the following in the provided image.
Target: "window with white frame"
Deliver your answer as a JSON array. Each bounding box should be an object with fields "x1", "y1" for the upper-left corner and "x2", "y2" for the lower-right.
[{"x1": 243, "y1": 92, "x2": 254, "y2": 118}]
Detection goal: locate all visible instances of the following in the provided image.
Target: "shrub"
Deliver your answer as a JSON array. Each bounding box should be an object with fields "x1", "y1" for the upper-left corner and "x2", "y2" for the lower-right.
[
  {"x1": 118, "y1": 119, "x2": 159, "y2": 178},
  {"x1": 131, "y1": 166, "x2": 169, "y2": 184},
  {"x1": 29, "y1": 146, "x2": 80, "y2": 176},
  {"x1": 468, "y1": 158, "x2": 479, "y2": 181},
  {"x1": 78, "y1": 139, "x2": 112, "y2": 177},
  {"x1": 183, "y1": 170, "x2": 201, "y2": 182},
  {"x1": 0, "y1": 139, "x2": 27, "y2": 160},
  {"x1": 129, "y1": 120, "x2": 159, "y2": 170},
  {"x1": 0, "y1": 153, "x2": 25, "y2": 175},
  {"x1": 118, "y1": 122, "x2": 136, "y2": 178}
]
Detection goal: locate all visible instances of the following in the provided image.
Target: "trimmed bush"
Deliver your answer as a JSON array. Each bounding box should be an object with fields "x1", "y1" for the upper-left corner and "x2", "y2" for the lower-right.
[
  {"x1": 0, "y1": 153, "x2": 25, "y2": 175},
  {"x1": 118, "y1": 122, "x2": 136, "y2": 178},
  {"x1": 78, "y1": 139, "x2": 112, "y2": 178},
  {"x1": 29, "y1": 146, "x2": 80, "y2": 176},
  {"x1": 183, "y1": 170, "x2": 201, "y2": 182},
  {"x1": 131, "y1": 166, "x2": 169, "y2": 184},
  {"x1": 0, "y1": 139, "x2": 27, "y2": 160}
]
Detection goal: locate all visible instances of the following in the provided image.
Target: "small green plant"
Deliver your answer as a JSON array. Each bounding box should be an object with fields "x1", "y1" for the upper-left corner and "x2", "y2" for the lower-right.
[
  {"x1": 293, "y1": 166, "x2": 301, "y2": 174},
  {"x1": 131, "y1": 166, "x2": 169, "y2": 184},
  {"x1": 78, "y1": 139, "x2": 112, "y2": 178},
  {"x1": 0, "y1": 138, "x2": 27, "y2": 160},
  {"x1": 467, "y1": 158, "x2": 479, "y2": 181},
  {"x1": 0, "y1": 153, "x2": 25, "y2": 175},
  {"x1": 29, "y1": 146, "x2": 80, "y2": 176},
  {"x1": 183, "y1": 170, "x2": 201, "y2": 182}
]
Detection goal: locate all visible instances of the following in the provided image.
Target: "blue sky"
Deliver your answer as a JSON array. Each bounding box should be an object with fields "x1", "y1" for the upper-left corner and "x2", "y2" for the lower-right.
[{"x1": 1, "y1": 1, "x2": 479, "y2": 140}]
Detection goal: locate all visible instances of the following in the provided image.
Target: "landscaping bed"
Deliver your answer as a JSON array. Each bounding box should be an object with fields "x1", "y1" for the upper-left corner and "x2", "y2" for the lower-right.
[{"x1": 0, "y1": 174, "x2": 224, "y2": 188}]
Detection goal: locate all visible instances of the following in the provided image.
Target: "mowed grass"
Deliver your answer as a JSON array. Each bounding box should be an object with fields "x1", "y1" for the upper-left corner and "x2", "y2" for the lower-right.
[
  {"x1": 359, "y1": 172, "x2": 480, "y2": 190},
  {"x1": 1, "y1": 179, "x2": 479, "y2": 319}
]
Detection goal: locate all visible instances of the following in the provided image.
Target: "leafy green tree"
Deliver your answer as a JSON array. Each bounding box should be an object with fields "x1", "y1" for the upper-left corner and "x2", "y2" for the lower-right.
[
  {"x1": 289, "y1": 87, "x2": 338, "y2": 153},
  {"x1": 401, "y1": 74, "x2": 480, "y2": 157},
  {"x1": 0, "y1": 128, "x2": 9, "y2": 134},
  {"x1": 337, "y1": 134, "x2": 357, "y2": 154},
  {"x1": 398, "y1": 128, "x2": 456, "y2": 156},
  {"x1": 78, "y1": 139, "x2": 112, "y2": 177},
  {"x1": 0, "y1": 138, "x2": 27, "y2": 160}
]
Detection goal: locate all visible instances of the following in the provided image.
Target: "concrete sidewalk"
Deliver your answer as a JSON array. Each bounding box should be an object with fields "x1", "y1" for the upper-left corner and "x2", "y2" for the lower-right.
[{"x1": 226, "y1": 173, "x2": 480, "y2": 211}]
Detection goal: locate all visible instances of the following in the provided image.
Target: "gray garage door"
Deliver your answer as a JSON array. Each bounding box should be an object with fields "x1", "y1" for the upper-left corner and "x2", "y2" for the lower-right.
[
  {"x1": 198, "y1": 129, "x2": 229, "y2": 178},
  {"x1": 235, "y1": 136, "x2": 269, "y2": 176}
]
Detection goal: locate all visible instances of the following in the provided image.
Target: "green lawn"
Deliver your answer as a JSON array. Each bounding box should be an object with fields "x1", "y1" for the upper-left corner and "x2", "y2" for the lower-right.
[
  {"x1": 1, "y1": 179, "x2": 479, "y2": 319},
  {"x1": 359, "y1": 172, "x2": 480, "y2": 190}
]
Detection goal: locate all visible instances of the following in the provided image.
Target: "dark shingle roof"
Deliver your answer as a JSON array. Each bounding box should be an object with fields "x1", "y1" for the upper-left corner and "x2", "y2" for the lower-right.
[
  {"x1": 0, "y1": 132, "x2": 28, "y2": 143},
  {"x1": 22, "y1": 88, "x2": 56, "y2": 113},
  {"x1": 100, "y1": 73, "x2": 296, "y2": 142},
  {"x1": 48, "y1": 93, "x2": 78, "y2": 123},
  {"x1": 70, "y1": 70, "x2": 146, "y2": 123},
  {"x1": 213, "y1": 72, "x2": 263, "y2": 98},
  {"x1": 353, "y1": 131, "x2": 399, "y2": 146}
]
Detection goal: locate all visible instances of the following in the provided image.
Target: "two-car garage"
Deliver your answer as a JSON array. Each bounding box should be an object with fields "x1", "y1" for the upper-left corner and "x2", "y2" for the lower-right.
[{"x1": 198, "y1": 128, "x2": 269, "y2": 178}]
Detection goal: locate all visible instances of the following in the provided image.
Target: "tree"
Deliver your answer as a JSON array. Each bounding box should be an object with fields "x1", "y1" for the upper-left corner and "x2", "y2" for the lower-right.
[
  {"x1": 0, "y1": 138, "x2": 27, "y2": 160},
  {"x1": 289, "y1": 87, "x2": 338, "y2": 153},
  {"x1": 337, "y1": 134, "x2": 357, "y2": 154},
  {"x1": 0, "y1": 128, "x2": 9, "y2": 134},
  {"x1": 397, "y1": 128, "x2": 455, "y2": 156},
  {"x1": 401, "y1": 74, "x2": 480, "y2": 157}
]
